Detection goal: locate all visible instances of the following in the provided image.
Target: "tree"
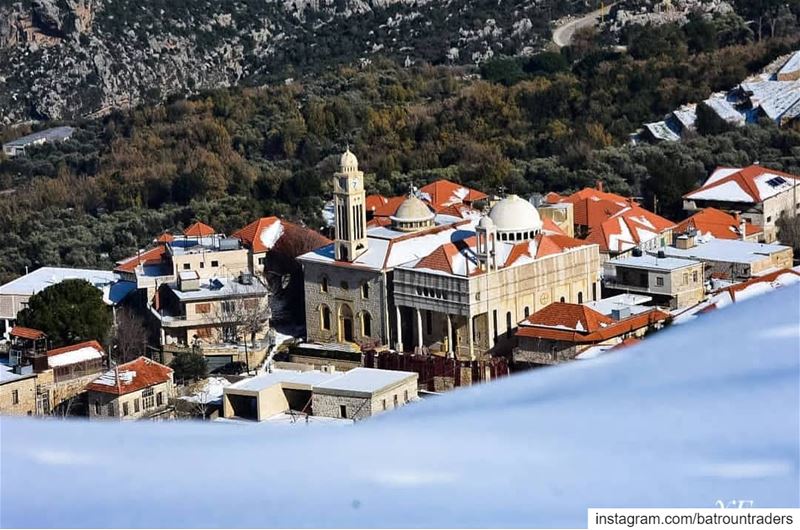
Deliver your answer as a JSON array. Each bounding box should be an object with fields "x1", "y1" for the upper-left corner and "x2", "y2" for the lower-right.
[
  {"x1": 211, "y1": 282, "x2": 272, "y2": 374},
  {"x1": 170, "y1": 350, "x2": 208, "y2": 384},
  {"x1": 17, "y1": 279, "x2": 112, "y2": 348},
  {"x1": 776, "y1": 214, "x2": 800, "y2": 256},
  {"x1": 113, "y1": 307, "x2": 149, "y2": 363}
]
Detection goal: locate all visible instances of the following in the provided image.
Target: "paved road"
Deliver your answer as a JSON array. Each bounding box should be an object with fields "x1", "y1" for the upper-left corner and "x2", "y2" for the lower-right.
[{"x1": 552, "y1": 3, "x2": 616, "y2": 48}]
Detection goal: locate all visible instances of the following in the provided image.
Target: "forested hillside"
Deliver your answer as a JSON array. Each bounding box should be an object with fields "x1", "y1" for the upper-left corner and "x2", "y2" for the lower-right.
[{"x1": 1, "y1": 16, "x2": 799, "y2": 283}]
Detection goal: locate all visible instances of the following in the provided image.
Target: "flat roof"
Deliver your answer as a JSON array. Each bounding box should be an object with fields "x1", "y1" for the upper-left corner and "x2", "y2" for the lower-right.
[
  {"x1": 168, "y1": 276, "x2": 267, "y2": 301},
  {"x1": 0, "y1": 267, "x2": 117, "y2": 296},
  {"x1": 607, "y1": 254, "x2": 700, "y2": 272},
  {"x1": 584, "y1": 294, "x2": 654, "y2": 317},
  {"x1": 314, "y1": 367, "x2": 417, "y2": 397},
  {"x1": 0, "y1": 365, "x2": 36, "y2": 385},
  {"x1": 226, "y1": 369, "x2": 338, "y2": 393},
  {"x1": 659, "y1": 239, "x2": 791, "y2": 265}
]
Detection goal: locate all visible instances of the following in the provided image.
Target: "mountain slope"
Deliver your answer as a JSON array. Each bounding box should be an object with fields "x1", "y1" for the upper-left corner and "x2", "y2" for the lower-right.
[{"x1": 0, "y1": 0, "x2": 589, "y2": 124}]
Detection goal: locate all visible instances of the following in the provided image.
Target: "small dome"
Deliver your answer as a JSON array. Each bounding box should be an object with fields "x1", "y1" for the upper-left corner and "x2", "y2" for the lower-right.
[
  {"x1": 489, "y1": 194, "x2": 543, "y2": 235},
  {"x1": 390, "y1": 195, "x2": 435, "y2": 232},
  {"x1": 340, "y1": 149, "x2": 358, "y2": 172}
]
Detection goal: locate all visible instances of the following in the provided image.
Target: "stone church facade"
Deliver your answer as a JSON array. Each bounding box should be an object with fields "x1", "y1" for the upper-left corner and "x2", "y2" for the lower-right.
[{"x1": 299, "y1": 150, "x2": 601, "y2": 360}]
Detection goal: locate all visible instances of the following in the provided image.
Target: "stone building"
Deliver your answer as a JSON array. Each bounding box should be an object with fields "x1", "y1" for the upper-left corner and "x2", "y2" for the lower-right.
[
  {"x1": 603, "y1": 252, "x2": 705, "y2": 309},
  {"x1": 0, "y1": 365, "x2": 37, "y2": 415},
  {"x1": 86, "y1": 357, "x2": 175, "y2": 420},
  {"x1": 683, "y1": 165, "x2": 800, "y2": 243},
  {"x1": 513, "y1": 302, "x2": 669, "y2": 368},
  {"x1": 299, "y1": 150, "x2": 601, "y2": 360},
  {"x1": 311, "y1": 368, "x2": 418, "y2": 421}
]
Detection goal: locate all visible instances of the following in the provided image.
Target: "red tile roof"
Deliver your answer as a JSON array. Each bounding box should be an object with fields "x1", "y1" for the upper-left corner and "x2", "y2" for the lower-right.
[
  {"x1": 551, "y1": 187, "x2": 635, "y2": 227},
  {"x1": 541, "y1": 217, "x2": 567, "y2": 236},
  {"x1": 517, "y1": 303, "x2": 669, "y2": 343},
  {"x1": 372, "y1": 196, "x2": 408, "y2": 218},
  {"x1": 114, "y1": 245, "x2": 168, "y2": 274},
  {"x1": 47, "y1": 340, "x2": 106, "y2": 358},
  {"x1": 183, "y1": 221, "x2": 216, "y2": 237},
  {"x1": 418, "y1": 179, "x2": 487, "y2": 211},
  {"x1": 365, "y1": 194, "x2": 389, "y2": 213},
  {"x1": 684, "y1": 165, "x2": 800, "y2": 204},
  {"x1": 86, "y1": 356, "x2": 173, "y2": 395},
  {"x1": 414, "y1": 237, "x2": 478, "y2": 276},
  {"x1": 10, "y1": 326, "x2": 46, "y2": 340},
  {"x1": 722, "y1": 268, "x2": 800, "y2": 302},
  {"x1": 233, "y1": 217, "x2": 332, "y2": 256},
  {"x1": 675, "y1": 208, "x2": 762, "y2": 240},
  {"x1": 584, "y1": 204, "x2": 675, "y2": 253},
  {"x1": 155, "y1": 231, "x2": 175, "y2": 243}
]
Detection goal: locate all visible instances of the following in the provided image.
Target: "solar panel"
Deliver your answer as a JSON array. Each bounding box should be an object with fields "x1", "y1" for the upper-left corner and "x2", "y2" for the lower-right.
[{"x1": 766, "y1": 176, "x2": 787, "y2": 188}]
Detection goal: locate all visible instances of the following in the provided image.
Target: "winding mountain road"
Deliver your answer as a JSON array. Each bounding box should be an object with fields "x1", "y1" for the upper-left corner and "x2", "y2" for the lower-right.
[{"x1": 552, "y1": 2, "x2": 616, "y2": 48}]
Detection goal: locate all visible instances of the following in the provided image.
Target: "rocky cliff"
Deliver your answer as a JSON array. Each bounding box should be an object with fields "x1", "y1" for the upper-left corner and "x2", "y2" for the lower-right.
[{"x1": 0, "y1": 0, "x2": 586, "y2": 124}]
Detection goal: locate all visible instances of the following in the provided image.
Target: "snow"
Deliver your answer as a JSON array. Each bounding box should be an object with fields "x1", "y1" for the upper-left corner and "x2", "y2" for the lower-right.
[
  {"x1": 685, "y1": 180, "x2": 754, "y2": 203},
  {"x1": 574, "y1": 320, "x2": 585, "y2": 332},
  {"x1": 258, "y1": 220, "x2": 284, "y2": 250},
  {"x1": 607, "y1": 216, "x2": 635, "y2": 252},
  {"x1": 313, "y1": 367, "x2": 417, "y2": 395},
  {"x1": 47, "y1": 346, "x2": 104, "y2": 368},
  {"x1": 705, "y1": 167, "x2": 741, "y2": 186},
  {"x1": 180, "y1": 377, "x2": 231, "y2": 405},
  {"x1": 779, "y1": 51, "x2": 800, "y2": 76},
  {"x1": 754, "y1": 172, "x2": 796, "y2": 201},
  {"x1": 1, "y1": 288, "x2": 798, "y2": 527},
  {"x1": 91, "y1": 369, "x2": 135, "y2": 386}
]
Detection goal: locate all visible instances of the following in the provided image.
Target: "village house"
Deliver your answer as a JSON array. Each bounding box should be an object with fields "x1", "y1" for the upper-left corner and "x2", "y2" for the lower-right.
[
  {"x1": 513, "y1": 302, "x2": 669, "y2": 367},
  {"x1": 86, "y1": 356, "x2": 175, "y2": 420},
  {"x1": 1, "y1": 126, "x2": 75, "y2": 157},
  {"x1": 222, "y1": 366, "x2": 418, "y2": 422},
  {"x1": 0, "y1": 266, "x2": 126, "y2": 340},
  {"x1": 656, "y1": 232, "x2": 793, "y2": 282},
  {"x1": 6, "y1": 326, "x2": 48, "y2": 369},
  {"x1": 153, "y1": 271, "x2": 270, "y2": 371},
  {"x1": 299, "y1": 150, "x2": 601, "y2": 361},
  {"x1": 603, "y1": 251, "x2": 705, "y2": 309},
  {"x1": 545, "y1": 184, "x2": 675, "y2": 259},
  {"x1": 683, "y1": 165, "x2": 800, "y2": 243},
  {"x1": 37, "y1": 341, "x2": 109, "y2": 414},
  {"x1": 675, "y1": 207, "x2": 764, "y2": 242},
  {"x1": 0, "y1": 365, "x2": 37, "y2": 415}
]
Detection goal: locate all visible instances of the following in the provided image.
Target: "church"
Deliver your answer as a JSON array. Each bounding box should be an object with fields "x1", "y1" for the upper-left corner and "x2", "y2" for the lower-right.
[{"x1": 298, "y1": 150, "x2": 602, "y2": 360}]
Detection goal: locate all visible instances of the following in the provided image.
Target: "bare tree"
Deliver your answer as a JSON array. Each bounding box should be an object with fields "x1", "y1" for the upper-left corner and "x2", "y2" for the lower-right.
[
  {"x1": 114, "y1": 307, "x2": 149, "y2": 363},
  {"x1": 210, "y1": 278, "x2": 271, "y2": 374}
]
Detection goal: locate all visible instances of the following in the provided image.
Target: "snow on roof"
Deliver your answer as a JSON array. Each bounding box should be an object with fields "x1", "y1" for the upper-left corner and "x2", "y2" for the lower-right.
[
  {"x1": 686, "y1": 180, "x2": 754, "y2": 203},
  {"x1": 778, "y1": 50, "x2": 800, "y2": 76},
  {"x1": 313, "y1": 367, "x2": 417, "y2": 396},
  {"x1": 91, "y1": 370, "x2": 136, "y2": 387},
  {"x1": 703, "y1": 95, "x2": 745, "y2": 125},
  {"x1": 672, "y1": 104, "x2": 697, "y2": 130},
  {"x1": 3, "y1": 287, "x2": 797, "y2": 527},
  {"x1": 3, "y1": 126, "x2": 75, "y2": 148},
  {"x1": 47, "y1": 342, "x2": 105, "y2": 368},
  {"x1": 167, "y1": 276, "x2": 267, "y2": 301},
  {"x1": 661, "y1": 238, "x2": 791, "y2": 265},
  {"x1": 608, "y1": 254, "x2": 699, "y2": 272},
  {"x1": 644, "y1": 121, "x2": 680, "y2": 142},
  {"x1": 584, "y1": 294, "x2": 654, "y2": 317},
  {"x1": 685, "y1": 165, "x2": 800, "y2": 204},
  {"x1": 0, "y1": 364, "x2": 35, "y2": 385},
  {"x1": 0, "y1": 267, "x2": 116, "y2": 296}
]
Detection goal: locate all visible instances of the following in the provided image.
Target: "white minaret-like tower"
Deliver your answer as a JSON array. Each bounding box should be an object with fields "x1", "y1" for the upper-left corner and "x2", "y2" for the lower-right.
[
  {"x1": 333, "y1": 148, "x2": 368, "y2": 262},
  {"x1": 476, "y1": 215, "x2": 497, "y2": 272}
]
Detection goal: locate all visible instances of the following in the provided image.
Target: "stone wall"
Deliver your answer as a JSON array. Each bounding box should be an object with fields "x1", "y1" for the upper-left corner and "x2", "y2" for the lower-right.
[
  {"x1": 312, "y1": 377, "x2": 418, "y2": 421},
  {"x1": 302, "y1": 261, "x2": 387, "y2": 346},
  {"x1": 0, "y1": 376, "x2": 37, "y2": 415}
]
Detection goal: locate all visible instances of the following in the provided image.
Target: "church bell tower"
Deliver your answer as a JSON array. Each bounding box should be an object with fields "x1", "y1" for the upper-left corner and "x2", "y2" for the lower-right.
[{"x1": 333, "y1": 148, "x2": 369, "y2": 262}]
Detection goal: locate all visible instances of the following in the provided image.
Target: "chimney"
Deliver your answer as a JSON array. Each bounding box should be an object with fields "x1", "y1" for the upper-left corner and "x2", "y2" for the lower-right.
[
  {"x1": 739, "y1": 216, "x2": 747, "y2": 242},
  {"x1": 596, "y1": 180, "x2": 604, "y2": 192}
]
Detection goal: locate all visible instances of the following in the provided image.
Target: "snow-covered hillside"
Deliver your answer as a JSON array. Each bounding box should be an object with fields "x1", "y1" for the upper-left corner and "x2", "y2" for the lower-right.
[{"x1": 1, "y1": 287, "x2": 798, "y2": 528}]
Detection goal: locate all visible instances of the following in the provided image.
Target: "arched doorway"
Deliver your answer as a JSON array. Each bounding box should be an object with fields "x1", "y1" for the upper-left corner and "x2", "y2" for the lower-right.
[{"x1": 339, "y1": 304, "x2": 354, "y2": 343}]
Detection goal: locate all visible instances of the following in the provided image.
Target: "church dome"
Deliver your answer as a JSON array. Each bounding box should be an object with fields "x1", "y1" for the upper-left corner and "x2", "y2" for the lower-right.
[
  {"x1": 340, "y1": 149, "x2": 359, "y2": 172},
  {"x1": 390, "y1": 195, "x2": 435, "y2": 232},
  {"x1": 489, "y1": 194, "x2": 543, "y2": 241}
]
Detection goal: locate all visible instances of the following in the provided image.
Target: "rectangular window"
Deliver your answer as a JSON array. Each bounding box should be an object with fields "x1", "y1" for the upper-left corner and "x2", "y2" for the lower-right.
[
  {"x1": 393, "y1": 394, "x2": 399, "y2": 407},
  {"x1": 108, "y1": 403, "x2": 115, "y2": 417},
  {"x1": 492, "y1": 310, "x2": 498, "y2": 342},
  {"x1": 692, "y1": 271, "x2": 698, "y2": 283},
  {"x1": 258, "y1": 257, "x2": 265, "y2": 265},
  {"x1": 404, "y1": 390, "x2": 409, "y2": 403},
  {"x1": 182, "y1": 263, "x2": 191, "y2": 270},
  {"x1": 211, "y1": 260, "x2": 219, "y2": 267},
  {"x1": 683, "y1": 273, "x2": 689, "y2": 286},
  {"x1": 196, "y1": 303, "x2": 211, "y2": 314},
  {"x1": 656, "y1": 276, "x2": 664, "y2": 287},
  {"x1": 382, "y1": 399, "x2": 387, "y2": 411},
  {"x1": 361, "y1": 283, "x2": 369, "y2": 299},
  {"x1": 157, "y1": 392, "x2": 163, "y2": 407},
  {"x1": 134, "y1": 398, "x2": 140, "y2": 413},
  {"x1": 340, "y1": 405, "x2": 347, "y2": 419},
  {"x1": 199, "y1": 262, "x2": 204, "y2": 269},
  {"x1": 426, "y1": 310, "x2": 432, "y2": 335},
  {"x1": 143, "y1": 387, "x2": 155, "y2": 409},
  {"x1": 11, "y1": 390, "x2": 19, "y2": 405},
  {"x1": 123, "y1": 402, "x2": 129, "y2": 416},
  {"x1": 94, "y1": 401, "x2": 101, "y2": 415}
]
